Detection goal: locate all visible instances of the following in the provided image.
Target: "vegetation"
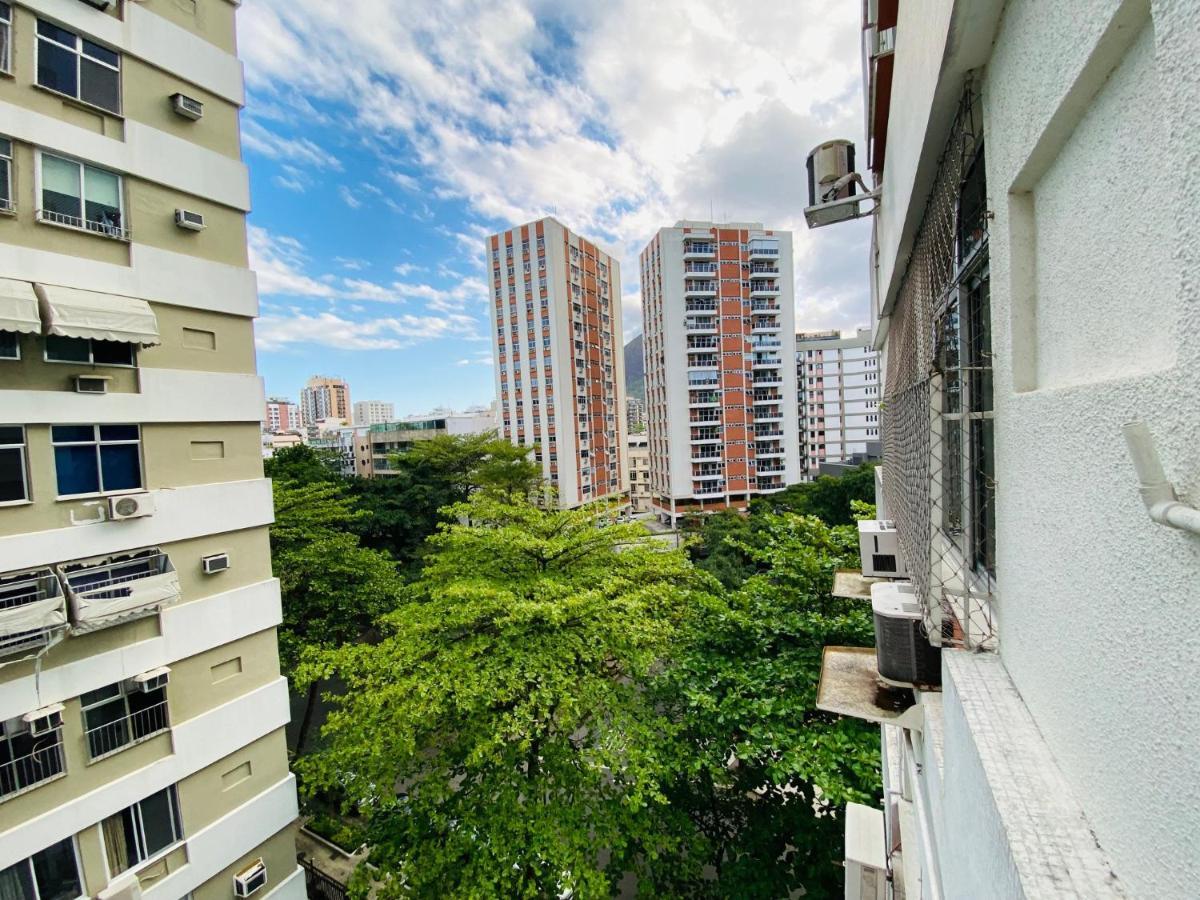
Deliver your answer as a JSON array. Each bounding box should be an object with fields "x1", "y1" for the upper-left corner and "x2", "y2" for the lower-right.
[{"x1": 270, "y1": 439, "x2": 881, "y2": 897}]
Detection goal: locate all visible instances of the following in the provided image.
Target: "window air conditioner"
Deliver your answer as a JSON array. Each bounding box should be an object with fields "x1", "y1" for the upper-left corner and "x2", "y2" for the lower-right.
[
  {"x1": 170, "y1": 93, "x2": 204, "y2": 120},
  {"x1": 871, "y1": 581, "x2": 941, "y2": 687},
  {"x1": 857, "y1": 519, "x2": 909, "y2": 578},
  {"x1": 233, "y1": 859, "x2": 268, "y2": 898},
  {"x1": 75, "y1": 375, "x2": 111, "y2": 394},
  {"x1": 843, "y1": 802, "x2": 887, "y2": 900},
  {"x1": 131, "y1": 666, "x2": 170, "y2": 693},
  {"x1": 175, "y1": 209, "x2": 206, "y2": 231},
  {"x1": 201, "y1": 552, "x2": 230, "y2": 575},
  {"x1": 23, "y1": 703, "x2": 65, "y2": 736},
  {"x1": 109, "y1": 492, "x2": 155, "y2": 521}
]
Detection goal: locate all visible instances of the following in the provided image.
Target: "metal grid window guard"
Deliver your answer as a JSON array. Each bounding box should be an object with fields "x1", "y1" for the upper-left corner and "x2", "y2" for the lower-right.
[
  {"x1": 0, "y1": 724, "x2": 65, "y2": 800},
  {"x1": 881, "y1": 76, "x2": 997, "y2": 650}
]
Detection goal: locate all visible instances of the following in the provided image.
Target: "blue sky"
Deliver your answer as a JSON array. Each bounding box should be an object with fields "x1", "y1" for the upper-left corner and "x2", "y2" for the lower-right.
[{"x1": 238, "y1": 0, "x2": 872, "y2": 417}]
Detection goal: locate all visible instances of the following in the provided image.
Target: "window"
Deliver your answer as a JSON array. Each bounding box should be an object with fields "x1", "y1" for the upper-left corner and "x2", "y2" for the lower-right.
[
  {"x1": 0, "y1": 425, "x2": 28, "y2": 504},
  {"x1": 39, "y1": 153, "x2": 125, "y2": 238},
  {"x1": 36, "y1": 19, "x2": 120, "y2": 113},
  {"x1": 0, "y1": 838, "x2": 82, "y2": 900},
  {"x1": 81, "y1": 679, "x2": 169, "y2": 760},
  {"x1": 101, "y1": 786, "x2": 182, "y2": 875},
  {"x1": 0, "y1": 715, "x2": 65, "y2": 799},
  {"x1": 45, "y1": 336, "x2": 135, "y2": 366},
  {"x1": 51, "y1": 424, "x2": 141, "y2": 497},
  {"x1": 0, "y1": 4, "x2": 10, "y2": 75},
  {"x1": 0, "y1": 136, "x2": 12, "y2": 212}
]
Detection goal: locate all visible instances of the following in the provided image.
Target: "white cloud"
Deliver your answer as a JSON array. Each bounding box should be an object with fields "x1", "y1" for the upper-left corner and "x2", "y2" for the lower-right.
[
  {"x1": 243, "y1": 119, "x2": 342, "y2": 171},
  {"x1": 338, "y1": 185, "x2": 363, "y2": 209},
  {"x1": 335, "y1": 256, "x2": 370, "y2": 270},
  {"x1": 256, "y1": 310, "x2": 480, "y2": 351}
]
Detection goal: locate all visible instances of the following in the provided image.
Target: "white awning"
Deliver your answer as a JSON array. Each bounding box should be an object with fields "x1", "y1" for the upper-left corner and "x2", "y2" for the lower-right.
[
  {"x1": 0, "y1": 279, "x2": 41, "y2": 335},
  {"x1": 34, "y1": 283, "x2": 161, "y2": 346}
]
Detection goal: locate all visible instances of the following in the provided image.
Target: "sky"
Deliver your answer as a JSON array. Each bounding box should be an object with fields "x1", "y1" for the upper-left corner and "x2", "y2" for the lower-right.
[{"x1": 238, "y1": 0, "x2": 872, "y2": 417}]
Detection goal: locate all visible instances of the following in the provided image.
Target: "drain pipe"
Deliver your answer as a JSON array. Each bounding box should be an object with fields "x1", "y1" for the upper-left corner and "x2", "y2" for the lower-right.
[{"x1": 1122, "y1": 421, "x2": 1200, "y2": 535}]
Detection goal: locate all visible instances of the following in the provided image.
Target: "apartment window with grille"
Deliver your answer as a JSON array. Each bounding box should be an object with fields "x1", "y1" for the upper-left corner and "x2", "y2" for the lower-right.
[
  {"x1": 0, "y1": 136, "x2": 12, "y2": 214},
  {"x1": 0, "y1": 426, "x2": 29, "y2": 504},
  {"x1": 38, "y1": 152, "x2": 126, "y2": 238},
  {"x1": 82, "y1": 679, "x2": 169, "y2": 760},
  {"x1": 36, "y1": 19, "x2": 121, "y2": 113},
  {"x1": 0, "y1": 838, "x2": 83, "y2": 900},
  {"x1": 51, "y1": 424, "x2": 142, "y2": 497},
  {"x1": 101, "y1": 786, "x2": 182, "y2": 875},
  {"x1": 0, "y1": 714, "x2": 65, "y2": 799}
]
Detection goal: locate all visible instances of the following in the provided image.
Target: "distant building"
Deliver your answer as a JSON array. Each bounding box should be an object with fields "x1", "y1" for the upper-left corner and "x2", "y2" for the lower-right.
[
  {"x1": 488, "y1": 217, "x2": 629, "y2": 508},
  {"x1": 265, "y1": 397, "x2": 303, "y2": 433},
  {"x1": 795, "y1": 328, "x2": 882, "y2": 480},
  {"x1": 626, "y1": 396, "x2": 646, "y2": 432},
  {"x1": 627, "y1": 434, "x2": 651, "y2": 512},
  {"x1": 641, "y1": 221, "x2": 801, "y2": 524},
  {"x1": 262, "y1": 431, "x2": 305, "y2": 458},
  {"x1": 300, "y1": 375, "x2": 351, "y2": 428},
  {"x1": 352, "y1": 400, "x2": 395, "y2": 426},
  {"x1": 324, "y1": 410, "x2": 498, "y2": 478}
]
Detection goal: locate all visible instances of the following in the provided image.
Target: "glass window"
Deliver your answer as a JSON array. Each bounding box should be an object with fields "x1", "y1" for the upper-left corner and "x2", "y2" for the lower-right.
[
  {"x1": 50, "y1": 424, "x2": 142, "y2": 497},
  {"x1": 0, "y1": 839, "x2": 81, "y2": 900},
  {"x1": 45, "y1": 336, "x2": 135, "y2": 367},
  {"x1": 101, "y1": 786, "x2": 182, "y2": 875},
  {"x1": 0, "y1": 136, "x2": 11, "y2": 211},
  {"x1": 0, "y1": 716, "x2": 65, "y2": 799},
  {"x1": 82, "y1": 680, "x2": 169, "y2": 760},
  {"x1": 36, "y1": 20, "x2": 120, "y2": 113},
  {"x1": 0, "y1": 4, "x2": 9, "y2": 74},
  {"x1": 38, "y1": 153, "x2": 125, "y2": 237},
  {"x1": 0, "y1": 330, "x2": 17, "y2": 360},
  {"x1": 0, "y1": 425, "x2": 28, "y2": 503}
]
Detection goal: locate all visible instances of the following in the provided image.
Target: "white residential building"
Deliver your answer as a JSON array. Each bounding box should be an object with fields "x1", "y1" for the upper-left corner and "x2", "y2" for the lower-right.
[
  {"x1": 819, "y1": 2, "x2": 1200, "y2": 899},
  {"x1": 641, "y1": 221, "x2": 801, "y2": 524},
  {"x1": 352, "y1": 400, "x2": 395, "y2": 427},
  {"x1": 796, "y1": 328, "x2": 882, "y2": 479}
]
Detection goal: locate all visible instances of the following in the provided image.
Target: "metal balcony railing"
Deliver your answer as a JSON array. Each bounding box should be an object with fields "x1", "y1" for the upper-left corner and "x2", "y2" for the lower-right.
[
  {"x1": 86, "y1": 699, "x2": 170, "y2": 760},
  {"x1": 37, "y1": 208, "x2": 130, "y2": 241},
  {"x1": 0, "y1": 732, "x2": 65, "y2": 800}
]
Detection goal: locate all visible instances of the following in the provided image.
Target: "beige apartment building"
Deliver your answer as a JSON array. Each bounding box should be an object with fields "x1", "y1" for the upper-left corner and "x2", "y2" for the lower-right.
[
  {"x1": 0, "y1": 3, "x2": 301, "y2": 900},
  {"x1": 627, "y1": 434, "x2": 650, "y2": 513},
  {"x1": 488, "y1": 217, "x2": 629, "y2": 508}
]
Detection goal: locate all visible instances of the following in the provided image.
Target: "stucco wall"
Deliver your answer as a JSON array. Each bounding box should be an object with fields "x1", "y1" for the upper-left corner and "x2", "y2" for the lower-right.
[{"x1": 981, "y1": 0, "x2": 1200, "y2": 896}]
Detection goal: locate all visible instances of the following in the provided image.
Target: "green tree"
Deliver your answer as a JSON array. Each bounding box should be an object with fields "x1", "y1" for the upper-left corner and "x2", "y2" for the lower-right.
[
  {"x1": 399, "y1": 431, "x2": 543, "y2": 505},
  {"x1": 753, "y1": 461, "x2": 878, "y2": 526},
  {"x1": 297, "y1": 494, "x2": 698, "y2": 898},
  {"x1": 264, "y1": 443, "x2": 344, "y2": 484},
  {"x1": 651, "y1": 512, "x2": 881, "y2": 898}
]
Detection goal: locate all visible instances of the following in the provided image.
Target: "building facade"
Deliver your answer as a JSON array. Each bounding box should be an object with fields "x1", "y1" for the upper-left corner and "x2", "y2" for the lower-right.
[
  {"x1": 0, "y1": 2, "x2": 301, "y2": 899},
  {"x1": 331, "y1": 410, "x2": 497, "y2": 478},
  {"x1": 625, "y1": 396, "x2": 646, "y2": 433},
  {"x1": 299, "y1": 375, "x2": 350, "y2": 428},
  {"x1": 821, "y1": 2, "x2": 1200, "y2": 899},
  {"x1": 351, "y1": 400, "x2": 394, "y2": 427},
  {"x1": 627, "y1": 434, "x2": 650, "y2": 513},
  {"x1": 263, "y1": 397, "x2": 301, "y2": 434},
  {"x1": 488, "y1": 217, "x2": 629, "y2": 508},
  {"x1": 641, "y1": 221, "x2": 800, "y2": 524},
  {"x1": 796, "y1": 328, "x2": 881, "y2": 480}
]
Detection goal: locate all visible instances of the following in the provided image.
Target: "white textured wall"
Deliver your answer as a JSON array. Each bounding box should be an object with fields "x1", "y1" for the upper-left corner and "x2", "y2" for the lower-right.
[{"x1": 982, "y1": 0, "x2": 1200, "y2": 896}]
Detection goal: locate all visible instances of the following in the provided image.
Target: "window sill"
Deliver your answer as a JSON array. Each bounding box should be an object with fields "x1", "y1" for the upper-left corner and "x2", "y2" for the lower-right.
[
  {"x1": 112, "y1": 838, "x2": 185, "y2": 885},
  {"x1": 36, "y1": 212, "x2": 130, "y2": 243},
  {"x1": 0, "y1": 204, "x2": 15, "y2": 217},
  {"x1": 32, "y1": 83, "x2": 123, "y2": 120},
  {"x1": 0, "y1": 499, "x2": 33, "y2": 508},
  {"x1": 43, "y1": 358, "x2": 137, "y2": 369},
  {"x1": 86, "y1": 726, "x2": 171, "y2": 766},
  {"x1": 55, "y1": 488, "x2": 146, "y2": 503}
]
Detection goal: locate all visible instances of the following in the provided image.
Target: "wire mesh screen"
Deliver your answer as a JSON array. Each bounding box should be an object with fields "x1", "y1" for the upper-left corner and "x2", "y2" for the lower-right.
[{"x1": 881, "y1": 77, "x2": 996, "y2": 650}]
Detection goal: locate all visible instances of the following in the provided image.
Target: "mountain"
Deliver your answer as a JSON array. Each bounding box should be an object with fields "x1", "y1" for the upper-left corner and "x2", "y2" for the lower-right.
[{"x1": 624, "y1": 334, "x2": 645, "y2": 402}]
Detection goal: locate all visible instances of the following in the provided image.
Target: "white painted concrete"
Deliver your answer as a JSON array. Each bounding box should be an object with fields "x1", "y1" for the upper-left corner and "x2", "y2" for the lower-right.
[
  {"x1": 0, "y1": 242, "x2": 259, "y2": 318},
  {"x1": 0, "y1": 578, "x2": 282, "y2": 721},
  {"x1": 257, "y1": 865, "x2": 306, "y2": 900},
  {"x1": 0, "y1": 478, "x2": 274, "y2": 571},
  {"x1": 0, "y1": 100, "x2": 250, "y2": 210},
  {"x1": 4, "y1": 368, "x2": 265, "y2": 425},
  {"x1": 0, "y1": 678, "x2": 291, "y2": 867}
]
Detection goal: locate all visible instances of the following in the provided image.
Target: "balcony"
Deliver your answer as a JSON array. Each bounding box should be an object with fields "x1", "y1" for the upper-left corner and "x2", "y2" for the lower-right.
[
  {"x1": 753, "y1": 392, "x2": 783, "y2": 404},
  {"x1": 689, "y1": 392, "x2": 720, "y2": 407},
  {"x1": 687, "y1": 355, "x2": 719, "y2": 369},
  {"x1": 691, "y1": 449, "x2": 723, "y2": 462},
  {"x1": 692, "y1": 470, "x2": 724, "y2": 481},
  {"x1": 752, "y1": 319, "x2": 781, "y2": 334},
  {"x1": 757, "y1": 462, "x2": 786, "y2": 473},
  {"x1": 682, "y1": 241, "x2": 716, "y2": 259},
  {"x1": 756, "y1": 409, "x2": 784, "y2": 422},
  {"x1": 747, "y1": 241, "x2": 779, "y2": 259},
  {"x1": 59, "y1": 549, "x2": 180, "y2": 633},
  {"x1": 750, "y1": 300, "x2": 781, "y2": 312},
  {"x1": 690, "y1": 431, "x2": 722, "y2": 444},
  {"x1": 752, "y1": 355, "x2": 783, "y2": 368},
  {"x1": 749, "y1": 264, "x2": 779, "y2": 275},
  {"x1": 0, "y1": 568, "x2": 68, "y2": 659},
  {"x1": 684, "y1": 281, "x2": 718, "y2": 296},
  {"x1": 749, "y1": 282, "x2": 781, "y2": 297},
  {"x1": 752, "y1": 337, "x2": 783, "y2": 350},
  {"x1": 685, "y1": 300, "x2": 718, "y2": 313},
  {"x1": 85, "y1": 693, "x2": 170, "y2": 761},
  {"x1": 686, "y1": 336, "x2": 719, "y2": 349},
  {"x1": 684, "y1": 263, "x2": 718, "y2": 276},
  {"x1": 694, "y1": 481, "x2": 726, "y2": 496},
  {"x1": 754, "y1": 428, "x2": 784, "y2": 439},
  {"x1": 685, "y1": 317, "x2": 718, "y2": 334},
  {"x1": 753, "y1": 375, "x2": 783, "y2": 385},
  {"x1": 689, "y1": 412, "x2": 720, "y2": 423}
]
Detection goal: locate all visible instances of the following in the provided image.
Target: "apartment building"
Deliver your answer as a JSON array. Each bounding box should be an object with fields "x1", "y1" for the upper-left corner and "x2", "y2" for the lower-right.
[
  {"x1": 819, "y1": 2, "x2": 1200, "y2": 898},
  {"x1": 641, "y1": 221, "x2": 800, "y2": 524},
  {"x1": 627, "y1": 434, "x2": 650, "y2": 513},
  {"x1": 0, "y1": 2, "x2": 300, "y2": 900},
  {"x1": 351, "y1": 400, "x2": 393, "y2": 427},
  {"x1": 299, "y1": 375, "x2": 350, "y2": 428},
  {"x1": 263, "y1": 398, "x2": 301, "y2": 434},
  {"x1": 796, "y1": 328, "x2": 881, "y2": 480},
  {"x1": 321, "y1": 409, "x2": 497, "y2": 478},
  {"x1": 488, "y1": 217, "x2": 629, "y2": 508},
  {"x1": 625, "y1": 396, "x2": 646, "y2": 433}
]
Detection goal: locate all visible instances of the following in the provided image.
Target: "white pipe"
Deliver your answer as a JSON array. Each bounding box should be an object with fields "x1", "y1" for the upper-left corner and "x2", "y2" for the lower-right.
[
  {"x1": 1122, "y1": 421, "x2": 1200, "y2": 536},
  {"x1": 903, "y1": 731, "x2": 944, "y2": 900}
]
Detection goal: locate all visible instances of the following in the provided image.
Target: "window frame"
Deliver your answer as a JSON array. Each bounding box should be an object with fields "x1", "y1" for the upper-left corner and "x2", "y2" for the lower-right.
[
  {"x1": 0, "y1": 135, "x2": 13, "y2": 214},
  {"x1": 0, "y1": 3, "x2": 10, "y2": 76},
  {"x1": 100, "y1": 785, "x2": 184, "y2": 877},
  {"x1": 34, "y1": 18, "x2": 122, "y2": 115},
  {"x1": 50, "y1": 423, "x2": 143, "y2": 499},
  {"x1": 80, "y1": 679, "x2": 170, "y2": 762},
  {"x1": 0, "y1": 714, "x2": 66, "y2": 801},
  {"x1": 0, "y1": 837, "x2": 85, "y2": 900},
  {"x1": 35, "y1": 150, "x2": 128, "y2": 240},
  {"x1": 0, "y1": 425, "x2": 30, "y2": 506},
  {"x1": 43, "y1": 336, "x2": 136, "y2": 368},
  {"x1": 0, "y1": 329, "x2": 18, "y2": 361}
]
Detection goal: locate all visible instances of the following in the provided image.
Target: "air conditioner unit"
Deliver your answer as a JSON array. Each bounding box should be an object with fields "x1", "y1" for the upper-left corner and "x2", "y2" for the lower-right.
[
  {"x1": 872, "y1": 581, "x2": 940, "y2": 687},
  {"x1": 131, "y1": 666, "x2": 170, "y2": 693},
  {"x1": 81, "y1": 0, "x2": 116, "y2": 10},
  {"x1": 175, "y1": 209, "x2": 206, "y2": 231},
  {"x1": 201, "y1": 552, "x2": 230, "y2": 575},
  {"x1": 844, "y1": 802, "x2": 887, "y2": 900},
  {"x1": 75, "y1": 374, "x2": 111, "y2": 394},
  {"x1": 858, "y1": 519, "x2": 908, "y2": 578},
  {"x1": 170, "y1": 92, "x2": 204, "y2": 120},
  {"x1": 23, "y1": 703, "x2": 65, "y2": 736},
  {"x1": 233, "y1": 859, "x2": 268, "y2": 898},
  {"x1": 109, "y1": 492, "x2": 155, "y2": 521},
  {"x1": 97, "y1": 872, "x2": 141, "y2": 900}
]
